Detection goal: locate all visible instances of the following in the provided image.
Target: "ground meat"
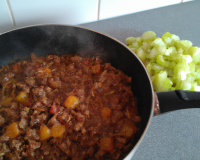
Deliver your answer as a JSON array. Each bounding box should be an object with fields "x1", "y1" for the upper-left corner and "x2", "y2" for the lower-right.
[
  {"x1": 1, "y1": 72, "x2": 15, "y2": 85},
  {"x1": 0, "y1": 143, "x2": 10, "y2": 156},
  {"x1": 10, "y1": 139, "x2": 23, "y2": 152},
  {"x1": 28, "y1": 140, "x2": 41, "y2": 150},
  {"x1": 48, "y1": 77, "x2": 61, "y2": 89},
  {"x1": 24, "y1": 64, "x2": 35, "y2": 77},
  {"x1": 0, "y1": 115, "x2": 5, "y2": 127},
  {"x1": 16, "y1": 83, "x2": 30, "y2": 93},
  {"x1": 0, "y1": 108, "x2": 18, "y2": 123},
  {"x1": 25, "y1": 77, "x2": 35, "y2": 86},
  {"x1": 24, "y1": 129, "x2": 40, "y2": 141},
  {"x1": 32, "y1": 86, "x2": 46, "y2": 98},
  {"x1": 0, "y1": 53, "x2": 140, "y2": 160}
]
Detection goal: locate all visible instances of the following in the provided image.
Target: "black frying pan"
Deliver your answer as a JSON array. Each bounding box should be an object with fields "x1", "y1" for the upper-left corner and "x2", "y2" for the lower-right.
[{"x1": 0, "y1": 25, "x2": 199, "y2": 160}]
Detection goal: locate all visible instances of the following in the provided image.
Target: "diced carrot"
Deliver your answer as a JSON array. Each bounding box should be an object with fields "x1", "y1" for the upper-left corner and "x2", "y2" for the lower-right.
[
  {"x1": 40, "y1": 124, "x2": 51, "y2": 141},
  {"x1": 5, "y1": 122, "x2": 19, "y2": 139},
  {"x1": 50, "y1": 124, "x2": 65, "y2": 138},
  {"x1": 99, "y1": 137, "x2": 114, "y2": 152},
  {"x1": 64, "y1": 96, "x2": 79, "y2": 109},
  {"x1": 100, "y1": 107, "x2": 112, "y2": 118},
  {"x1": 36, "y1": 66, "x2": 51, "y2": 77},
  {"x1": 44, "y1": 67, "x2": 51, "y2": 73},
  {"x1": 120, "y1": 125, "x2": 137, "y2": 139},
  {"x1": 16, "y1": 92, "x2": 28, "y2": 103}
]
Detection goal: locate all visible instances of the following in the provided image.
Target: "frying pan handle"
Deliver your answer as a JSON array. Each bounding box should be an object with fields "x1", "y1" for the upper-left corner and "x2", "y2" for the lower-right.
[{"x1": 154, "y1": 90, "x2": 200, "y2": 116}]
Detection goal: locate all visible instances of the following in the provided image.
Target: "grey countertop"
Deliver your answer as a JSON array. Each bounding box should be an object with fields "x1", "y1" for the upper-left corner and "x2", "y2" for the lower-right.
[{"x1": 80, "y1": 1, "x2": 200, "y2": 160}]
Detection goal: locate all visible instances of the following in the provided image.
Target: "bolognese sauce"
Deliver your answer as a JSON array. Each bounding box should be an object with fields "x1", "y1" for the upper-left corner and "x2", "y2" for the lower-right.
[{"x1": 0, "y1": 53, "x2": 140, "y2": 160}]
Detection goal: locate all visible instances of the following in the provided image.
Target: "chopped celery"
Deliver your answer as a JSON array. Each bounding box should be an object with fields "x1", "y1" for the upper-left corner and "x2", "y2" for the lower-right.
[
  {"x1": 162, "y1": 32, "x2": 180, "y2": 47},
  {"x1": 151, "y1": 63, "x2": 164, "y2": 72},
  {"x1": 175, "y1": 40, "x2": 193, "y2": 51},
  {"x1": 175, "y1": 80, "x2": 191, "y2": 91},
  {"x1": 156, "y1": 55, "x2": 175, "y2": 69},
  {"x1": 189, "y1": 62, "x2": 195, "y2": 73},
  {"x1": 193, "y1": 85, "x2": 200, "y2": 91},
  {"x1": 188, "y1": 47, "x2": 200, "y2": 64},
  {"x1": 128, "y1": 44, "x2": 133, "y2": 49},
  {"x1": 195, "y1": 69, "x2": 200, "y2": 80},
  {"x1": 152, "y1": 71, "x2": 173, "y2": 91},
  {"x1": 164, "y1": 47, "x2": 177, "y2": 56},
  {"x1": 136, "y1": 48, "x2": 146, "y2": 61},
  {"x1": 145, "y1": 62, "x2": 153, "y2": 76},
  {"x1": 126, "y1": 37, "x2": 136, "y2": 44},
  {"x1": 151, "y1": 38, "x2": 166, "y2": 47},
  {"x1": 141, "y1": 41, "x2": 152, "y2": 52},
  {"x1": 141, "y1": 31, "x2": 156, "y2": 41},
  {"x1": 156, "y1": 45, "x2": 166, "y2": 53},
  {"x1": 126, "y1": 31, "x2": 200, "y2": 91},
  {"x1": 146, "y1": 48, "x2": 158, "y2": 59}
]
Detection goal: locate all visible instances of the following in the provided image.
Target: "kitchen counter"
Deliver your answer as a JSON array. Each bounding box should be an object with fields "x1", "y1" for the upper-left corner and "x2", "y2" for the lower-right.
[{"x1": 80, "y1": 1, "x2": 200, "y2": 160}]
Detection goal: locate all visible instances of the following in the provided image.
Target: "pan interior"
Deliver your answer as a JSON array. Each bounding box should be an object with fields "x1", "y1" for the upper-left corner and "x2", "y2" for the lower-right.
[{"x1": 0, "y1": 25, "x2": 153, "y2": 159}]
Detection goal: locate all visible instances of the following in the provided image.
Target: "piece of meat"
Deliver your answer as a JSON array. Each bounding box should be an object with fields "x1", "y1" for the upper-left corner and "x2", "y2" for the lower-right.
[
  {"x1": 17, "y1": 83, "x2": 30, "y2": 93},
  {"x1": 0, "y1": 108, "x2": 18, "y2": 123},
  {"x1": 24, "y1": 129, "x2": 40, "y2": 141},
  {"x1": 24, "y1": 65, "x2": 35, "y2": 77},
  {"x1": 32, "y1": 86, "x2": 46, "y2": 98},
  {"x1": 0, "y1": 115, "x2": 5, "y2": 126},
  {"x1": 0, "y1": 143, "x2": 10, "y2": 156},
  {"x1": 25, "y1": 77, "x2": 35, "y2": 86},
  {"x1": 48, "y1": 77, "x2": 61, "y2": 89},
  {"x1": 30, "y1": 112, "x2": 48, "y2": 127},
  {"x1": 29, "y1": 140, "x2": 41, "y2": 150},
  {"x1": 1, "y1": 72, "x2": 15, "y2": 85},
  {"x1": 10, "y1": 139, "x2": 23, "y2": 152}
]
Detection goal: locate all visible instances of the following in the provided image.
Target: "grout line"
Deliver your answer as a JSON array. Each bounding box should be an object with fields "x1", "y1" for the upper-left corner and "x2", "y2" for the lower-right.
[
  {"x1": 5, "y1": 0, "x2": 16, "y2": 26},
  {"x1": 97, "y1": 0, "x2": 101, "y2": 20}
]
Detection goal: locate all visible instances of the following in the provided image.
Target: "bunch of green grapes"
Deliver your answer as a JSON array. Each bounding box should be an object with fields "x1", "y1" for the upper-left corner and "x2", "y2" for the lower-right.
[{"x1": 126, "y1": 31, "x2": 200, "y2": 92}]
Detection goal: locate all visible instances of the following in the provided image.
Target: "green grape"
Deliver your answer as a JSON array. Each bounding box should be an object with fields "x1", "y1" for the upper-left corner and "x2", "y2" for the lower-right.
[{"x1": 126, "y1": 31, "x2": 200, "y2": 92}]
